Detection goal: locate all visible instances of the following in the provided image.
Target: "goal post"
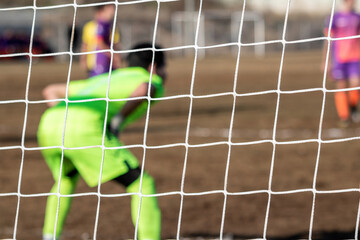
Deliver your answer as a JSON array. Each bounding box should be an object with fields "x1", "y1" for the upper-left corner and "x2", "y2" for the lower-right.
[
  {"x1": 171, "y1": 11, "x2": 205, "y2": 58},
  {"x1": 230, "y1": 11, "x2": 265, "y2": 57},
  {"x1": 171, "y1": 10, "x2": 265, "y2": 57}
]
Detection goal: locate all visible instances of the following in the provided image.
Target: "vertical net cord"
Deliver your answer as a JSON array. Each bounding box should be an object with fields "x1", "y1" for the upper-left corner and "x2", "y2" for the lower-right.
[
  {"x1": 355, "y1": 190, "x2": 360, "y2": 240},
  {"x1": 176, "y1": 0, "x2": 203, "y2": 239},
  {"x1": 262, "y1": 0, "x2": 291, "y2": 238},
  {"x1": 93, "y1": 1, "x2": 118, "y2": 239},
  {"x1": 219, "y1": 0, "x2": 247, "y2": 239},
  {"x1": 132, "y1": 1, "x2": 162, "y2": 239},
  {"x1": 51, "y1": 1, "x2": 78, "y2": 239},
  {"x1": 308, "y1": 0, "x2": 336, "y2": 239},
  {"x1": 13, "y1": 0, "x2": 37, "y2": 239}
]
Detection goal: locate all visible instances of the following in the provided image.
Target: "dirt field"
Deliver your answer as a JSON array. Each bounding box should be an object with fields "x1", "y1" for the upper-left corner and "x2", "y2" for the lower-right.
[{"x1": 0, "y1": 50, "x2": 359, "y2": 240}]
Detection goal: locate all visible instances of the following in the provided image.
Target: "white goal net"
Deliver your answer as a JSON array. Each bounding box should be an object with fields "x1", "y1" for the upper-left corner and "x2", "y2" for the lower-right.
[{"x1": 0, "y1": 0, "x2": 359, "y2": 239}]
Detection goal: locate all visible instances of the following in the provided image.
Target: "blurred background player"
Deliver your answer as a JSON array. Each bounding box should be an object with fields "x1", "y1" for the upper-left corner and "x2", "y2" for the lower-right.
[
  {"x1": 38, "y1": 43, "x2": 166, "y2": 240},
  {"x1": 323, "y1": 0, "x2": 360, "y2": 127},
  {"x1": 81, "y1": 4, "x2": 121, "y2": 77}
]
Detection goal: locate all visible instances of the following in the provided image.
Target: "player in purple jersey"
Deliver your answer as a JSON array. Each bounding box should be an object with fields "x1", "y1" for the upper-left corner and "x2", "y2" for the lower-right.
[
  {"x1": 81, "y1": 4, "x2": 121, "y2": 77},
  {"x1": 323, "y1": 0, "x2": 360, "y2": 127}
]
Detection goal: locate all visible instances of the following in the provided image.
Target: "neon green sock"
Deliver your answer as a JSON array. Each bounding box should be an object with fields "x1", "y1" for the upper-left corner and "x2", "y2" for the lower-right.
[
  {"x1": 126, "y1": 173, "x2": 161, "y2": 240},
  {"x1": 43, "y1": 175, "x2": 78, "y2": 239}
]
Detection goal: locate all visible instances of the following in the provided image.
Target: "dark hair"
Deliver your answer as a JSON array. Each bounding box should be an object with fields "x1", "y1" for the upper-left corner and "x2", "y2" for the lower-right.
[
  {"x1": 95, "y1": 3, "x2": 114, "y2": 11},
  {"x1": 127, "y1": 42, "x2": 166, "y2": 69}
]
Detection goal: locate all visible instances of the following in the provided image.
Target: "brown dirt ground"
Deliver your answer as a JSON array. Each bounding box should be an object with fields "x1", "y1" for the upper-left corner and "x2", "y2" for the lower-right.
[{"x1": 0, "y1": 51, "x2": 359, "y2": 239}]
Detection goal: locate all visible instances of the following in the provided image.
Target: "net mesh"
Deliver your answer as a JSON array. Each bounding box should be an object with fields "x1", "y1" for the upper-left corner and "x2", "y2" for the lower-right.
[{"x1": 0, "y1": 0, "x2": 359, "y2": 239}]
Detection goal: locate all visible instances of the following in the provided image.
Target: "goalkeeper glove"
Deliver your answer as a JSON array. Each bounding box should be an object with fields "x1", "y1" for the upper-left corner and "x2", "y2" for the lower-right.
[{"x1": 108, "y1": 113, "x2": 124, "y2": 137}]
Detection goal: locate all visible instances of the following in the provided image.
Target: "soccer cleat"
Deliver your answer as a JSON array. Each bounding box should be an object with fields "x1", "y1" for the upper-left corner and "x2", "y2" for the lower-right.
[
  {"x1": 350, "y1": 107, "x2": 360, "y2": 123},
  {"x1": 338, "y1": 119, "x2": 350, "y2": 128}
]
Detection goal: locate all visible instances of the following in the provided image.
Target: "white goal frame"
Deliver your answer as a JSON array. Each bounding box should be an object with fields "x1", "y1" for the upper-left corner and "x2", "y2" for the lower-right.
[{"x1": 171, "y1": 10, "x2": 265, "y2": 57}]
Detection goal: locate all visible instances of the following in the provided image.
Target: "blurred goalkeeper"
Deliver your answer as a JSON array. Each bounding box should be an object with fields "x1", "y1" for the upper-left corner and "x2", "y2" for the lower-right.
[
  {"x1": 323, "y1": 0, "x2": 360, "y2": 127},
  {"x1": 81, "y1": 3, "x2": 121, "y2": 77},
  {"x1": 38, "y1": 43, "x2": 165, "y2": 240}
]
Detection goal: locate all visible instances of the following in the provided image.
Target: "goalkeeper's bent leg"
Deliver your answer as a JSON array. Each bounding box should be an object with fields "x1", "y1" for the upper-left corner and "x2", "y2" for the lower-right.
[
  {"x1": 43, "y1": 174, "x2": 78, "y2": 239},
  {"x1": 126, "y1": 173, "x2": 161, "y2": 240}
]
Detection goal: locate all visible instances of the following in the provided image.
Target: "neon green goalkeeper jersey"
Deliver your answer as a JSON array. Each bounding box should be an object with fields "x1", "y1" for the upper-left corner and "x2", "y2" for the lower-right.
[
  {"x1": 62, "y1": 66, "x2": 164, "y2": 129},
  {"x1": 37, "y1": 67, "x2": 164, "y2": 187}
]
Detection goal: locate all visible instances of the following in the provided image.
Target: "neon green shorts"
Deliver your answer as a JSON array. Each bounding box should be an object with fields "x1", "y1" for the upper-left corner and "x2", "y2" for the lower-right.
[{"x1": 37, "y1": 106, "x2": 139, "y2": 187}]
